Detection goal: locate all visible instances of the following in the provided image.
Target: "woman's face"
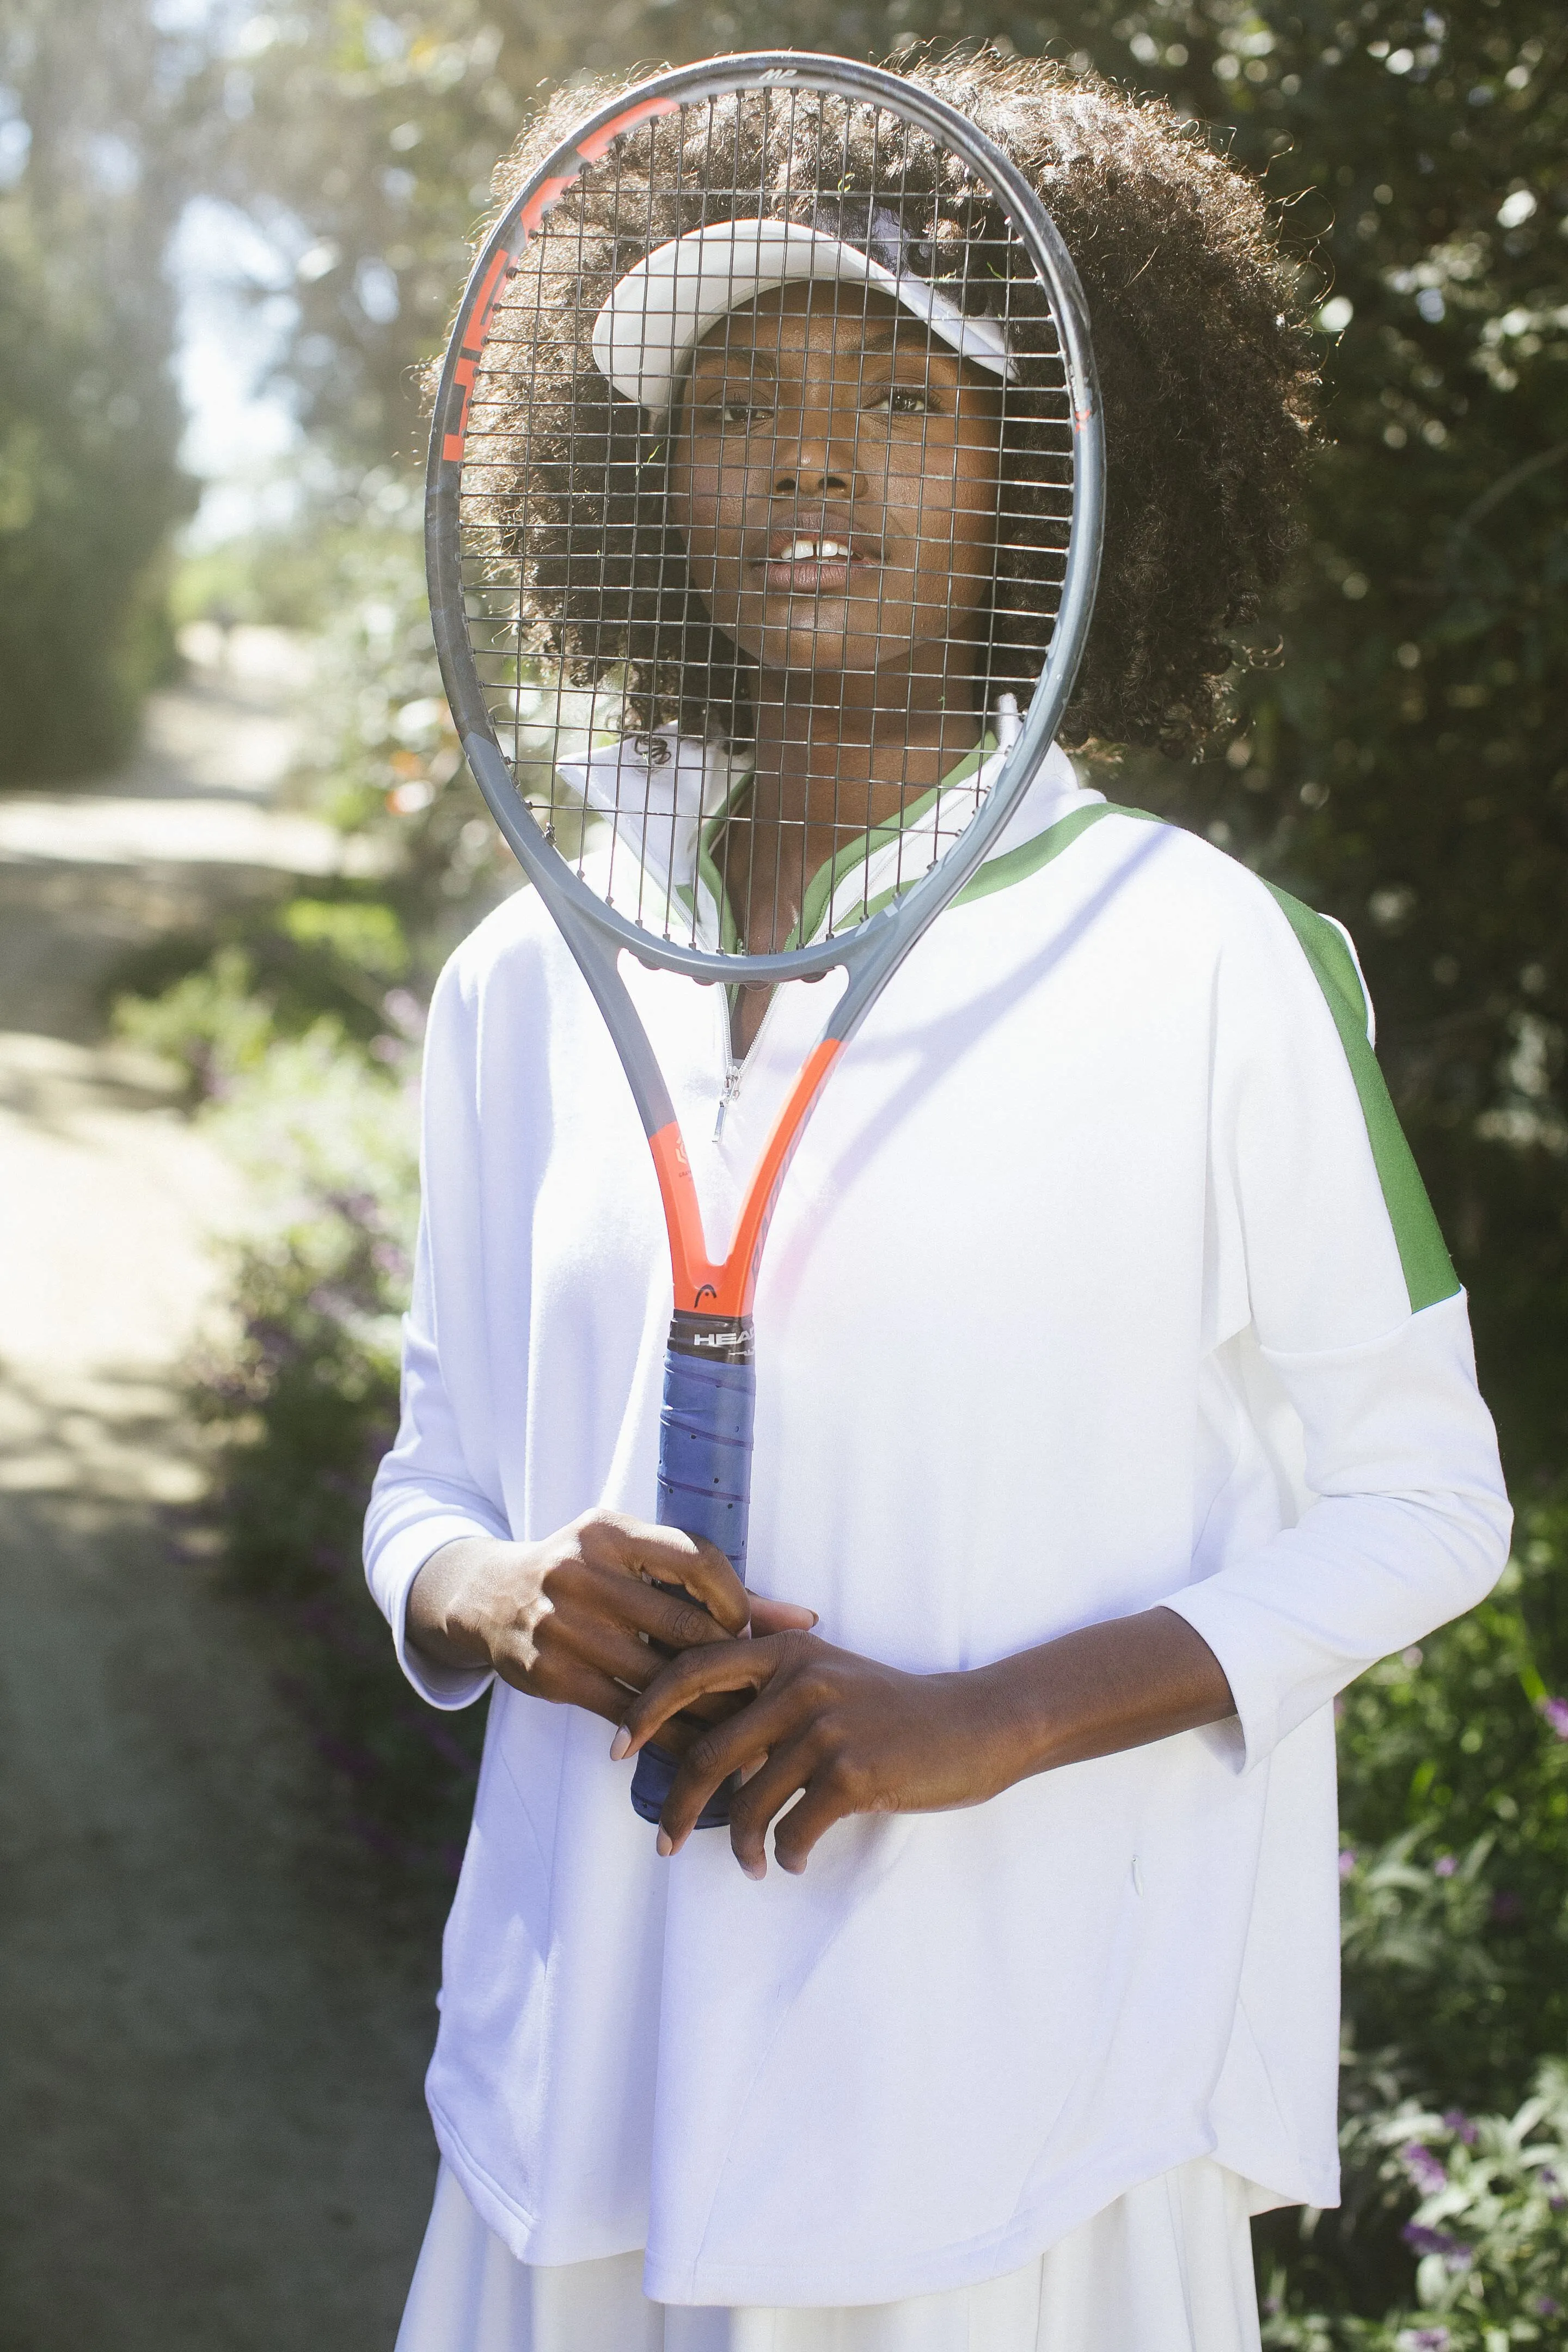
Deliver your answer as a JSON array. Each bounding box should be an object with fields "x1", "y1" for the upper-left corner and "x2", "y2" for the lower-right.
[{"x1": 668, "y1": 282, "x2": 1003, "y2": 690}]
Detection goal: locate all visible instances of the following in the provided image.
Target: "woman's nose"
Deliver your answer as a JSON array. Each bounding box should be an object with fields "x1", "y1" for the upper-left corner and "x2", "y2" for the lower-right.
[{"x1": 772, "y1": 437, "x2": 863, "y2": 499}]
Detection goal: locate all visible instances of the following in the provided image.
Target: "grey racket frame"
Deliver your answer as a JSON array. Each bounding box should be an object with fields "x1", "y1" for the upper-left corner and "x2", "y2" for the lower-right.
[{"x1": 426, "y1": 51, "x2": 1105, "y2": 1158}]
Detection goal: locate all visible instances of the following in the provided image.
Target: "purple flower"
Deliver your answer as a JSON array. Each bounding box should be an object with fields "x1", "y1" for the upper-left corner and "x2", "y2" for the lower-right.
[
  {"x1": 1433, "y1": 1853, "x2": 1457, "y2": 1878},
  {"x1": 1537, "y1": 2297, "x2": 1561, "y2": 2317},
  {"x1": 1441, "y1": 2110, "x2": 1478, "y2": 2146},
  {"x1": 1401, "y1": 2142, "x2": 1449, "y2": 2194},
  {"x1": 1399, "y1": 2332, "x2": 1450, "y2": 2351},
  {"x1": 1339, "y1": 1848, "x2": 1357, "y2": 1879},
  {"x1": 1401, "y1": 2224, "x2": 1471, "y2": 2269},
  {"x1": 1540, "y1": 1695, "x2": 1568, "y2": 1739}
]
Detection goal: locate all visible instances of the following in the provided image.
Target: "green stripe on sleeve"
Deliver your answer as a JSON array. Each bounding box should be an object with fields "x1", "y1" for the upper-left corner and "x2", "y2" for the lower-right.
[{"x1": 1265, "y1": 883, "x2": 1459, "y2": 1314}]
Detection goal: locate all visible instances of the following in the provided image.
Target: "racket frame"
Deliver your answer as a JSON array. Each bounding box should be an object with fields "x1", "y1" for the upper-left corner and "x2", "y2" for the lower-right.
[{"x1": 428, "y1": 52, "x2": 1103, "y2": 1323}]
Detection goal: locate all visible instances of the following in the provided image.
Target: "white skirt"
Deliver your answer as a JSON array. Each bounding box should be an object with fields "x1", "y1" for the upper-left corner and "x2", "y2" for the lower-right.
[{"x1": 396, "y1": 2158, "x2": 1264, "y2": 2352}]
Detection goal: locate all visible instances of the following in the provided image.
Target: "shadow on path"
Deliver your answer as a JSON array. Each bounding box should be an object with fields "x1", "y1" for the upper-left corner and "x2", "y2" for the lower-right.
[{"x1": 0, "y1": 639, "x2": 438, "y2": 2352}]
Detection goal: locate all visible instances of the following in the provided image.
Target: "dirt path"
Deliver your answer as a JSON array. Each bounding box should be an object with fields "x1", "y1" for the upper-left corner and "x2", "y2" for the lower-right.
[{"x1": 0, "y1": 637, "x2": 439, "y2": 2352}]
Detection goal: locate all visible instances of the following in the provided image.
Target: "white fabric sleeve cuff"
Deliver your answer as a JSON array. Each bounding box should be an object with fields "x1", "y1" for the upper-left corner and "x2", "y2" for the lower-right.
[
  {"x1": 375, "y1": 1515, "x2": 500, "y2": 1712},
  {"x1": 1159, "y1": 1581, "x2": 1289, "y2": 1774},
  {"x1": 1157, "y1": 1295, "x2": 1510, "y2": 1774}
]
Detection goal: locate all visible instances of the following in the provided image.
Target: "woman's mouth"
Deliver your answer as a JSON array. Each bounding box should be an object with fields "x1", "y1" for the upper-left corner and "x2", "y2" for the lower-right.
[{"x1": 755, "y1": 534, "x2": 877, "y2": 593}]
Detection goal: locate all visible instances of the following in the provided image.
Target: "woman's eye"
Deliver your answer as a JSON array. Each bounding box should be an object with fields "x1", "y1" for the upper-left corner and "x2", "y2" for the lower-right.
[
  {"x1": 715, "y1": 400, "x2": 771, "y2": 429},
  {"x1": 870, "y1": 385, "x2": 941, "y2": 418}
]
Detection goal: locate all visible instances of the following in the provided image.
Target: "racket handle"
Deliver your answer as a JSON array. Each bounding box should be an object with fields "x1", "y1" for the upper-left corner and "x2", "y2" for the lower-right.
[{"x1": 630, "y1": 1312, "x2": 755, "y2": 1830}]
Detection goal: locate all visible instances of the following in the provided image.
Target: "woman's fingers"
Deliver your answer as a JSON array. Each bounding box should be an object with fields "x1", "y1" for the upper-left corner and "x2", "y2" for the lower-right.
[
  {"x1": 575, "y1": 1557, "x2": 737, "y2": 1653},
  {"x1": 494, "y1": 1650, "x2": 627, "y2": 1724},
  {"x1": 652, "y1": 1680, "x2": 810, "y2": 1847},
  {"x1": 585, "y1": 1512, "x2": 750, "y2": 1635},
  {"x1": 724, "y1": 1743, "x2": 817, "y2": 1878},
  {"x1": 749, "y1": 1595, "x2": 819, "y2": 1635},
  {"x1": 622, "y1": 1631, "x2": 791, "y2": 1754},
  {"x1": 543, "y1": 1611, "x2": 685, "y2": 1693},
  {"x1": 769, "y1": 1777, "x2": 855, "y2": 1876}
]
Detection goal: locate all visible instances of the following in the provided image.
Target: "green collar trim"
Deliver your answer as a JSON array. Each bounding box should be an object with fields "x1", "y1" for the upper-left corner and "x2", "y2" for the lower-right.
[
  {"x1": 787, "y1": 733, "x2": 996, "y2": 949},
  {"x1": 850, "y1": 796, "x2": 1157, "y2": 929},
  {"x1": 678, "y1": 745, "x2": 1136, "y2": 951}
]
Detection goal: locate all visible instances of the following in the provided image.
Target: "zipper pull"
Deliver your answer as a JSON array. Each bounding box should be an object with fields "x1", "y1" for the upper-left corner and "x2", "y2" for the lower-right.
[{"x1": 713, "y1": 1062, "x2": 742, "y2": 1141}]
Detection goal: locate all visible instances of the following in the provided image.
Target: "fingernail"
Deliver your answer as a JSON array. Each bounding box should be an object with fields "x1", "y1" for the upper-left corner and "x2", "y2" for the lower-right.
[
  {"x1": 808, "y1": 1611, "x2": 819, "y2": 1626},
  {"x1": 609, "y1": 1727, "x2": 631, "y2": 1761},
  {"x1": 741, "y1": 1857, "x2": 765, "y2": 1881},
  {"x1": 656, "y1": 1830, "x2": 673, "y2": 1858}
]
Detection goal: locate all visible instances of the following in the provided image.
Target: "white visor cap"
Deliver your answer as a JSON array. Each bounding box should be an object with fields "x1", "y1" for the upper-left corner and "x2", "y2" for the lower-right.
[{"x1": 590, "y1": 218, "x2": 1015, "y2": 416}]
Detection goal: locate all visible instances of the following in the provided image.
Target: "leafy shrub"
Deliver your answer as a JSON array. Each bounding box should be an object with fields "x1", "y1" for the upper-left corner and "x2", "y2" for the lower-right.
[
  {"x1": 1338, "y1": 1516, "x2": 1568, "y2": 2109},
  {"x1": 1264, "y1": 2062, "x2": 1568, "y2": 2348},
  {"x1": 113, "y1": 500, "x2": 512, "y2": 1874},
  {"x1": 1257, "y1": 1497, "x2": 1568, "y2": 2323},
  {"x1": 186, "y1": 1010, "x2": 486, "y2": 1878}
]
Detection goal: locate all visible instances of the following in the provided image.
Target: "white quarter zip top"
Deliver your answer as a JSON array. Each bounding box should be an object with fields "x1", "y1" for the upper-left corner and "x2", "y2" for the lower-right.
[{"x1": 365, "y1": 739, "x2": 1510, "y2": 2307}]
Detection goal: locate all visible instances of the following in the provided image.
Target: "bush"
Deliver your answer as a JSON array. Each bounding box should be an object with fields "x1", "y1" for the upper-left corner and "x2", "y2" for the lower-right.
[
  {"x1": 1263, "y1": 2063, "x2": 1568, "y2": 2348},
  {"x1": 186, "y1": 1006, "x2": 486, "y2": 1877},
  {"x1": 114, "y1": 498, "x2": 513, "y2": 1876},
  {"x1": 1254, "y1": 1494, "x2": 1568, "y2": 2325}
]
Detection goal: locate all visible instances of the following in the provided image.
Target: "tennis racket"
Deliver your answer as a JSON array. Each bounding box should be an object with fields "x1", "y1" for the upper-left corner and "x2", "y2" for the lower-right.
[{"x1": 425, "y1": 52, "x2": 1103, "y2": 1828}]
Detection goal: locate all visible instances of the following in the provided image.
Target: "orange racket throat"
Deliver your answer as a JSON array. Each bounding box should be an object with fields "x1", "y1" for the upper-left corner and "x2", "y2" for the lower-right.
[{"x1": 647, "y1": 1039, "x2": 844, "y2": 1318}]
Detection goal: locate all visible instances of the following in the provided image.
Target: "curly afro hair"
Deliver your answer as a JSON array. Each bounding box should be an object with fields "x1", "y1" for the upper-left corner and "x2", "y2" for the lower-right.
[{"x1": 455, "y1": 51, "x2": 1315, "y2": 757}]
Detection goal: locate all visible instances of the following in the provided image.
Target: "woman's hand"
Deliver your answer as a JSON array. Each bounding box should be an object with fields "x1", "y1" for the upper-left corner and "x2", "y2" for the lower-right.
[
  {"x1": 407, "y1": 1514, "x2": 817, "y2": 1748},
  {"x1": 615, "y1": 1608, "x2": 1235, "y2": 1876},
  {"x1": 613, "y1": 1633, "x2": 1028, "y2": 1873}
]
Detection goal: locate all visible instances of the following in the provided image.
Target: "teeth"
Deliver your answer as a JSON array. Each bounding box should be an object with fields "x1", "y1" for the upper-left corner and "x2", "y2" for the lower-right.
[{"x1": 780, "y1": 537, "x2": 850, "y2": 560}]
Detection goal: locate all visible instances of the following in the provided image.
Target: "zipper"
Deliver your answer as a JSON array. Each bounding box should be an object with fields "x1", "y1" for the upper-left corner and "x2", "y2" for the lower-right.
[
  {"x1": 713, "y1": 1054, "x2": 743, "y2": 1141},
  {"x1": 712, "y1": 979, "x2": 792, "y2": 1140}
]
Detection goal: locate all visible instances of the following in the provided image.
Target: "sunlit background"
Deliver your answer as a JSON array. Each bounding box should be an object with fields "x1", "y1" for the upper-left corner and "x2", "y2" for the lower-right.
[{"x1": 1, "y1": 4, "x2": 1565, "y2": 2347}]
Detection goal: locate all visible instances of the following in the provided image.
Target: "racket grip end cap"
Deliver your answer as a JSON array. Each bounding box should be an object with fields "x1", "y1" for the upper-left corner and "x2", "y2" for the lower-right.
[{"x1": 629, "y1": 1742, "x2": 738, "y2": 1832}]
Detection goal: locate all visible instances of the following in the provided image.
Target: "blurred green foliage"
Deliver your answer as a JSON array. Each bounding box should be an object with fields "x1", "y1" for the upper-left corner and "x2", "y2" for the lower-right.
[{"x1": 0, "y1": 1, "x2": 197, "y2": 778}]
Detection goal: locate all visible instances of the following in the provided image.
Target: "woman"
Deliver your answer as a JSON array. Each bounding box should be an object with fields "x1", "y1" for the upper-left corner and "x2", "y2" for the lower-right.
[{"x1": 367, "y1": 50, "x2": 1510, "y2": 2352}]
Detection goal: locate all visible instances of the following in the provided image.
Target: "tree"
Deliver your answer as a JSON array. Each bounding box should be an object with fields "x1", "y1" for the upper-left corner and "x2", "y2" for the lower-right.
[{"x1": 0, "y1": 0, "x2": 199, "y2": 779}]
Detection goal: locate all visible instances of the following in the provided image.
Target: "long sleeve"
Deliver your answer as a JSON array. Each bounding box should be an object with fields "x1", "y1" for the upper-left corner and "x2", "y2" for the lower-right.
[
  {"x1": 364, "y1": 959, "x2": 509, "y2": 1712},
  {"x1": 1161, "y1": 886, "x2": 1511, "y2": 1768}
]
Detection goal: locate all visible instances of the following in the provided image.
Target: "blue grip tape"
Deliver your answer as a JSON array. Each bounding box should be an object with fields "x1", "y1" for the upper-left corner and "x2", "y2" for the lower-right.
[
  {"x1": 655, "y1": 1347, "x2": 756, "y2": 1575},
  {"x1": 630, "y1": 1340, "x2": 756, "y2": 1829}
]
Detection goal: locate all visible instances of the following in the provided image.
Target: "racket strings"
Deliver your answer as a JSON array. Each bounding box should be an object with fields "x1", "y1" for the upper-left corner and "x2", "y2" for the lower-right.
[{"x1": 456, "y1": 83, "x2": 1076, "y2": 955}]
